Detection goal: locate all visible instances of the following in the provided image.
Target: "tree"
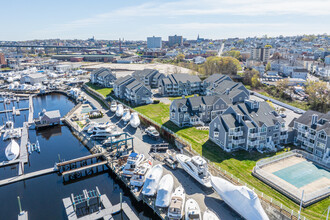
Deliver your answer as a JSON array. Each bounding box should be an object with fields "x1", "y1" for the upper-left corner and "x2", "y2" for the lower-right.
[
  {"x1": 223, "y1": 50, "x2": 242, "y2": 60},
  {"x1": 266, "y1": 62, "x2": 271, "y2": 71},
  {"x1": 251, "y1": 73, "x2": 261, "y2": 88},
  {"x1": 175, "y1": 54, "x2": 185, "y2": 63},
  {"x1": 305, "y1": 80, "x2": 330, "y2": 112},
  {"x1": 243, "y1": 68, "x2": 259, "y2": 86},
  {"x1": 202, "y1": 56, "x2": 241, "y2": 76}
]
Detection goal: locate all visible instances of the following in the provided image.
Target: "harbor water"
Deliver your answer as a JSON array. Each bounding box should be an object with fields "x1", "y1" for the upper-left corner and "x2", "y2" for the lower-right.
[{"x1": 0, "y1": 93, "x2": 152, "y2": 220}]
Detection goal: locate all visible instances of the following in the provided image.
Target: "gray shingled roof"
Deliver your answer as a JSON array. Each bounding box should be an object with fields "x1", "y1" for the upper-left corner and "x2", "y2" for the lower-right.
[{"x1": 44, "y1": 110, "x2": 61, "y2": 119}]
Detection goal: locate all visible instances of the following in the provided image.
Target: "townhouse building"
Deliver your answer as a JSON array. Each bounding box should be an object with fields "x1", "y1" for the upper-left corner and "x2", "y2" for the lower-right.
[
  {"x1": 90, "y1": 68, "x2": 116, "y2": 88},
  {"x1": 132, "y1": 69, "x2": 165, "y2": 88},
  {"x1": 293, "y1": 110, "x2": 330, "y2": 161},
  {"x1": 113, "y1": 75, "x2": 152, "y2": 106},
  {"x1": 170, "y1": 95, "x2": 230, "y2": 127},
  {"x1": 209, "y1": 100, "x2": 288, "y2": 152},
  {"x1": 159, "y1": 74, "x2": 202, "y2": 96}
]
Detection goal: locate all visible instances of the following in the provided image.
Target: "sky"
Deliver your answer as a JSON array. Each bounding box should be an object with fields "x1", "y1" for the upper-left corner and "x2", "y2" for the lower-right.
[{"x1": 0, "y1": 0, "x2": 330, "y2": 41}]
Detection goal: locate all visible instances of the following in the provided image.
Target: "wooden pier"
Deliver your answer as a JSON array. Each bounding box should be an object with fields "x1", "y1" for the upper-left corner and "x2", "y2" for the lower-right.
[
  {"x1": 28, "y1": 95, "x2": 34, "y2": 125},
  {"x1": 18, "y1": 123, "x2": 29, "y2": 175},
  {"x1": 0, "y1": 108, "x2": 29, "y2": 114}
]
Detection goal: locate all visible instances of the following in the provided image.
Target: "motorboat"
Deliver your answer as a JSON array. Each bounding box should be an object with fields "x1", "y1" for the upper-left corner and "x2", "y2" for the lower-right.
[
  {"x1": 87, "y1": 122, "x2": 113, "y2": 134},
  {"x1": 116, "y1": 104, "x2": 124, "y2": 117},
  {"x1": 176, "y1": 154, "x2": 212, "y2": 188},
  {"x1": 203, "y1": 210, "x2": 220, "y2": 220},
  {"x1": 142, "y1": 164, "x2": 163, "y2": 196},
  {"x1": 130, "y1": 160, "x2": 152, "y2": 187},
  {"x1": 155, "y1": 174, "x2": 174, "y2": 208},
  {"x1": 145, "y1": 126, "x2": 160, "y2": 139},
  {"x1": 5, "y1": 139, "x2": 20, "y2": 161},
  {"x1": 168, "y1": 186, "x2": 185, "y2": 220},
  {"x1": 185, "y1": 198, "x2": 201, "y2": 220},
  {"x1": 164, "y1": 150, "x2": 178, "y2": 170},
  {"x1": 211, "y1": 176, "x2": 269, "y2": 220},
  {"x1": 110, "y1": 101, "x2": 117, "y2": 112},
  {"x1": 122, "y1": 109, "x2": 131, "y2": 122},
  {"x1": 130, "y1": 112, "x2": 140, "y2": 128},
  {"x1": 122, "y1": 153, "x2": 145, "y2": 177},
  {"x1": 3, "y1": 128, "x2": 21, "y2": 141}
]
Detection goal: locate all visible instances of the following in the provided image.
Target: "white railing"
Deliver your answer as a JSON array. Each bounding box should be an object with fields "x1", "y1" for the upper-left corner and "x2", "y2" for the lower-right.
[
  {"x1": 280, "y1": 134, "x2": 288, "y2": 139},
  {"x1": 247, "y1": 140, "x2": 259, "y2": 146},
  {"x1": 248, "y1": 132, "x2": 259, "y2": 138},
  {"x1": 229, "y1": 131, "x2": 243, "y2": 136},
  {"x1": 232, "y1": 139, "x2": 245, "y2": 145}
]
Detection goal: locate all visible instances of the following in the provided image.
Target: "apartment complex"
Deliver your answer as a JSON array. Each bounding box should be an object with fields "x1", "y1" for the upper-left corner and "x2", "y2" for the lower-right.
[
  {"x1": 209, "y1": 100, "x2": 287, "y2": 152},
  {"x1": 159, "y1": 74, "x2": 202, "y2": 96},
  {"x1": 132, "y1": 69, "x2": 165, "y2": 88},
  {"x1": 251, "y1": 47, "x2": 270, "y2": 62},
  {"x1": 90, "y1": 68, "x2": 116, "y2": 88},
  {"x1": 293, "y1": 110, "x2": 330, "y2": 160}
]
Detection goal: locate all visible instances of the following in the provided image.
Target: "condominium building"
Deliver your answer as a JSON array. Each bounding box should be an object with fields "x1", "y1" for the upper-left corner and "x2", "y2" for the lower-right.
[
  {"x1": 147, "y1": 36, "x2": 162, "y2": 49},
  {"x1": 168, "y1": 35, "x2": 183, "y2": 47},
  {"x1": 293, "y1": 110, "x2": 330, "y2": 160},
  {"x1": 251, "y1": 47, "x2": 270, "y2": 62}
]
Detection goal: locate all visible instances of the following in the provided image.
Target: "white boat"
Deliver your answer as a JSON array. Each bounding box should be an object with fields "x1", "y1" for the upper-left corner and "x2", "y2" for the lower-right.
[
  {"x1": 130, "y1": 161, "x2": 152, "y2": 187},
  {"x1": 142, "y1": 164, "x2": 163, "y2": 196},
  {"x1": 145, "y1": 126, "x2": 160, "y2": 139},
  {"x1": 211, "y1": 176, "x2": 269, "y2": 220},
  {"x1": 122, "y1": 109, "x2": 131, "y2": 122},
  {"x1": 122, "y1": 153, "x2": 145, "y2": 177},
  {"x1": 116, "y1": 104, "x2": 124, "y2": 117},
  {"x1": 87, "y1": 122, "x2": 113, "y2": 134},
  {"x1": 185, "y1": 198, "x2": 201, "y2": 220},
  {"x1": 168, "y1": 186, "x2": 185, "y2": 220},
  {"x1": 3, "y1": 128, "x2": 21, "y2": 141},
  {"x1": 203, "y1": 209, "x2": 220, "y2": 220},
  {"x1": 110, "y1": 101, "x2": 117, "y2": 112},
  {"x1": 155, "y1": 174, "x2": 174, "y2": 208},
  {"x1": 176, "y1": 154, "x2": 212, "y2": 188},
  {"x1": 130, "y1": 112, "x2": 140, "y2": 128},
  {"x1": 5, "y1": 139, "x2": 20, "y2": 161}
]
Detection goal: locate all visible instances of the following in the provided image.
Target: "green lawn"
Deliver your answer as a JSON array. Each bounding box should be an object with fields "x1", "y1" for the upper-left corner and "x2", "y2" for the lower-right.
[
  {"x1": 132, "y1": 102, "x2": 329, "y2": 220},
  {"x1": 86, "y1": 83, "x2": 329, "y2": 219},
  {"x1": 85, "y1": 82, "x2": 113, "y2": 98},
  {"x1": 168, "y1": 94, "x2": 198, "y2": 101}
]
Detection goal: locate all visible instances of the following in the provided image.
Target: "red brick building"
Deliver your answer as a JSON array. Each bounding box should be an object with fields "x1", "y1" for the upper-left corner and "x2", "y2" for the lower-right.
[{"x1": 0, "y1": 53, "x2": 7, "y2": 66}]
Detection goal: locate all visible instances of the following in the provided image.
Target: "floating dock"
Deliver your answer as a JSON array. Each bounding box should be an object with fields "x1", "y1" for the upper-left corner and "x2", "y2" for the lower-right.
[{"x1": 63, "y1": 187, "x2": 138, "y2": 220}]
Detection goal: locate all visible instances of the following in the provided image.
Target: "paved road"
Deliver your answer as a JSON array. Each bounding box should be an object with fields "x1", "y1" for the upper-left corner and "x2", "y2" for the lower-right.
[{"x1": 82, "y1": 91, "x2": 242, "y2": 220}]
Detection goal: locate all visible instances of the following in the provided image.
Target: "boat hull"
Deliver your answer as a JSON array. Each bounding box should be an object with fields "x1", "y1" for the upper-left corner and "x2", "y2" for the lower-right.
[{"x1": 5, "y1": 139, "x2": 20, "y2": 161}]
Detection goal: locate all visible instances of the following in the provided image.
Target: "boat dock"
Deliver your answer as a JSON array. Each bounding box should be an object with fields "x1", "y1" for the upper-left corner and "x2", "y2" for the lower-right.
[
  {"x1": 0, "y1": 108, "x2": 29, "y2": 114},
  {"x1": 62, "y1": 187, "x2": 138, "y2": 220},
  {"x1": 28, "y1": 95, "x2": 34, "y2": 125}
]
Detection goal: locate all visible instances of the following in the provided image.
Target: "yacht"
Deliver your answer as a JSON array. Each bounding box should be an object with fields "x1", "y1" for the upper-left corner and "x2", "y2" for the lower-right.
[
  {"x1": 122, "y1": 153, "x2": 145, "y2": 177},
  {"x1": 142, "y1": 164, "x2": 163, "y2": 196},
  {"x1": 3, "y1": 127, "x2": 21, "y2": 141},
  {"x1": 116, "y1": 104, "x2": 124, "y2": 117},
  {"x1": 155, "y1": 174, "x2": 174, "y2": 208},
  {"x1": 130, "y1": 112, "x2": 140, "y2": 128},
  {"x1": 211, "y1": 176, "x2": 269, "y2": 220},
  {"x1": 86, "y1": 122, "x2": 113, "y2": 134},
  {"x1": 168, "y1": 186, "x2": 185, "y2": 220},
  {"x1": 122, "y1": 109, "x2": 131, "y2": 122},
  {"x1": 130, "y1": 161, "x2": 152, "y2": 187},
  {"x1": 145, "y1": 126, "x2": 160, "y2": 139},
  {"x1": 176, "y1": 154, "x2": 212, "y2": 188},
  {"x1": 5, "y1": 139, "x2": 20, "y2": 161},
  {"x1": 110, "y1": 101, "x2": 117, "y2": 112},
  {"x1": 203, "y1": 210, "x2": 220, "y2": 220},
  {"x1": 185, "y1": 198, "x2": 201, "y2": 220}
]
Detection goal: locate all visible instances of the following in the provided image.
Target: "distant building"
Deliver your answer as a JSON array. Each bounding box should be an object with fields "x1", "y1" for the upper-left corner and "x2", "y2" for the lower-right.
[
  {"x1": 251, "y1": 47, "x2": 270, "y2": 62},
  {"x1": 325, "y1": 55, "x2": 330, "y2": 65},
  {"x1": 147, "y1": 36, "x2": 162, "y2": 49},
  {"x1": 168, "y1": 35, "x2": 183, "y2": 47},
  {"x1": 291, "y1": 68, "x2": 308, "y2": 79},
  {"x1": 0, "y1": 53, "x2": 6, "y2": 66}
]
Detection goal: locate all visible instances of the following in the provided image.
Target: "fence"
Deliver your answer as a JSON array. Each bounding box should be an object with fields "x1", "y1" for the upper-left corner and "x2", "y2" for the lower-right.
[{"x1": 86, "y1": 85, "x2": 309, "y2": 220}]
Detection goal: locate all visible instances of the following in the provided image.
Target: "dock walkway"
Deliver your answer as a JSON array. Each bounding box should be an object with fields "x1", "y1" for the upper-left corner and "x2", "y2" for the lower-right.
[{"x1": 0, "y1": 167, "x2": 56, "y2": 187}]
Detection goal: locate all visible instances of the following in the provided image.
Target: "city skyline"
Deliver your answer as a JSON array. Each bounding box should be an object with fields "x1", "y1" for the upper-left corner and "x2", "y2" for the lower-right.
[{"x1": 1, "y1": 0, "x2": 330, "y2": 41}]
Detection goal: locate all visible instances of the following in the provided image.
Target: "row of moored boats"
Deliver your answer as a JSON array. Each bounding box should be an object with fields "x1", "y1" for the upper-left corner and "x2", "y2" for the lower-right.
[
  {"x1": 120, "y1": 151, "x2": 269, "y2": 220},
  {"x1": 110, "y1": 101, "x2": 140, "y2": 128}
]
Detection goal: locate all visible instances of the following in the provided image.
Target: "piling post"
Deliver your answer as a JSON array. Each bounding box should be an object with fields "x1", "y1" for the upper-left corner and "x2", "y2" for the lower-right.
[
  {"x1": 17, "y1": 196, "x2": 23, "y2": 215},
  {"x1": 120, "y1": 192, "x2": 123, "y2": 220}
]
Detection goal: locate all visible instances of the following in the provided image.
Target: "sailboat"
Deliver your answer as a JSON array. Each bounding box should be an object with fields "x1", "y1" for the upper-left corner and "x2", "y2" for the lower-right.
[{"x1": 5, "y1": 139, "x2": 20, "y2": 161}]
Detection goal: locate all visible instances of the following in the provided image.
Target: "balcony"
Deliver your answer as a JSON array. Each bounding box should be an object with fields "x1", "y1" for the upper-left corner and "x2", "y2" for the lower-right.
[
  {"x1": 280, "y1": 134, "x2": 288, "y2": 139},
  {"x1": 280, "y1": 127, "x2": 287, "y2": 132},
  {"x1": 248, "y1": 132, "x2": 259, "y2": 138},
  {"x1": 298, "y1": 127, "x2": 307, "y2": 133},
  {"x1": 247, "y1": 140, "x2": 259, "y2": 146},
  {"x1": 306, "y1": 133, "x2": 316, "y2": 140},
  {"x1": 304, "y1": 141, "x2": 315, "y2": 148},
  {"x1": 229, "y1": 131, "x2": 243, "y2": 136},
  {"x1": 231, "y1": 139, "x2": 245, "y2": 145}
]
